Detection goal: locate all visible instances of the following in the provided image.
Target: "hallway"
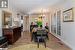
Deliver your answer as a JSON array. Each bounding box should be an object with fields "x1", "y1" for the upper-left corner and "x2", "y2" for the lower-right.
[
  {"x1": 8, "y1": 31, "x2": 71, "y2": 50},
  {"x1": 0, "y1": 0, "x2": 75, "y2": 50}
]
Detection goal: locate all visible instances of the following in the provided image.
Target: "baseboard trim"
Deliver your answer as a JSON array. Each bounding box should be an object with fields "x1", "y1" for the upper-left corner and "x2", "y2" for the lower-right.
[
  {"x1": 49, "y1": 33, "x2": 72, "y2": 50},
  {"x1": 49, "y1": 33, "x2": 61, "y2": 41},
  {"x1": 60, "y1": 39, "x2": 72, "y2": 50}
]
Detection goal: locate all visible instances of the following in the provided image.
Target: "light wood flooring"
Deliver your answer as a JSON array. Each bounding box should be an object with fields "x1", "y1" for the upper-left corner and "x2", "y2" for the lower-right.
[{"x1": 8, "y1": 31, "x2": 71, "y2": 50}]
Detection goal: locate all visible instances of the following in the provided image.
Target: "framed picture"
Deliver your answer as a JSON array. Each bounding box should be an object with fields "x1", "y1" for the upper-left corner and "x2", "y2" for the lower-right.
[{"x1": 63, "y1": 8, "x2": 74, "y2": 22}]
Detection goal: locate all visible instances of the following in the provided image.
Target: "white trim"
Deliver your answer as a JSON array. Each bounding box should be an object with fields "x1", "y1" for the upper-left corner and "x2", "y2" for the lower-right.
[
  {"x1": 60, "y1": 39, "x2": 73, "y2": 50},
  {"x1": 50, "y1": 32, "x2": 72, "y2": 50}
]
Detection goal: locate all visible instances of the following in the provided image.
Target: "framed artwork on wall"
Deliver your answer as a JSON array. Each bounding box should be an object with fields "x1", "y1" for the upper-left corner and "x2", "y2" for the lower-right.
[{"x1": 63, "y1": 8, "x2": 74, "y2": 22}]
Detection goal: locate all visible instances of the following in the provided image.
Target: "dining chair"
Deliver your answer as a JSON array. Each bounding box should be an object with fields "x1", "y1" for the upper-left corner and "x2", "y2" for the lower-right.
[{"x1": 36, "y1": 30, "x2": 46, "y2": 48}]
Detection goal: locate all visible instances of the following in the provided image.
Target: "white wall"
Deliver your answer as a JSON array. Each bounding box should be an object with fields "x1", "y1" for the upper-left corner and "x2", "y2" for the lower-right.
[
  {"x1": 50, "y1": 0, "x2": 75, "y2": 50},
  {"x1": 0, "y1": 10, "x2": 2, "y2": 36}
]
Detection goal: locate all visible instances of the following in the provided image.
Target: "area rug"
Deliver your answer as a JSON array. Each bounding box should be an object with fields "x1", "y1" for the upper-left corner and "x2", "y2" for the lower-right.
[{"x1": 8, "y1": 44, "x2": 52, "y2": 50}]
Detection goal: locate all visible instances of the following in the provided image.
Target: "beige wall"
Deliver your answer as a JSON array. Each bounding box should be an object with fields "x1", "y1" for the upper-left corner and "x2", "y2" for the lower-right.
[{"x1": 29, "y1": 13, "x2": 50, "y2": 28}]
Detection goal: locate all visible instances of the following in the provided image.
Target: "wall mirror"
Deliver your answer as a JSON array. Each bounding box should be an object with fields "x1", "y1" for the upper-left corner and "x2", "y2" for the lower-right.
[{"x1": 2, "y1": 11, "x2": 12, "y2": 28}]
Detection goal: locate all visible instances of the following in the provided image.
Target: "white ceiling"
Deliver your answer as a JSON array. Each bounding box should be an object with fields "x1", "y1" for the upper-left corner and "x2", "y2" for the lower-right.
[{"x1": 9, "y1": 0, "x2": 63, "y2": 14}]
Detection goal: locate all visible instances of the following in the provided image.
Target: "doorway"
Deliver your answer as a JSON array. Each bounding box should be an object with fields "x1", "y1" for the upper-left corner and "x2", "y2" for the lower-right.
[{"x1": 23, "y1": 16, "x2": 29, "y2": 32}]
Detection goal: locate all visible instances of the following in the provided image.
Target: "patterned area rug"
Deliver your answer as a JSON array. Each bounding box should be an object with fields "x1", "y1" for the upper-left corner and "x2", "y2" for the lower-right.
[{"x1": 8, "y1": 44, "x2": 52, "y2": 50}]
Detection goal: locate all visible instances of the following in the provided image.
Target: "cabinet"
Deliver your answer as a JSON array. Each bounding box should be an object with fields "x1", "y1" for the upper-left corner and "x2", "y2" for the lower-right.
[{"x1": 3, "y1": 27, "x2": 21, "y2": 44}]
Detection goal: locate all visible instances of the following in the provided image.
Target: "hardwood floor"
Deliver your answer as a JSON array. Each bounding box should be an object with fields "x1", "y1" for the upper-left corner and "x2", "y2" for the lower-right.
[{"x1": 8, "y1": 31, "x2": 71, "y2": 50}]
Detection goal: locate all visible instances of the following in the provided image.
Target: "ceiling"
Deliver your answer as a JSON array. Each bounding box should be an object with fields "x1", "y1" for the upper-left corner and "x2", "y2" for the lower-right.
[{"x1": 9, "y1": 0, "x2": 63, "y2": 14}]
